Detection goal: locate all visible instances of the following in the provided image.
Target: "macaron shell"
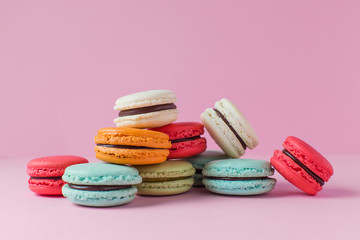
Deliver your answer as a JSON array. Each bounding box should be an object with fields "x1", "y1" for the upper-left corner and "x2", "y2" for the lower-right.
[
  {"x1": 203, "y1": 159, "x2": 274, "y2": 178},
  {"x1": 28, "y1": 178, "x2": 65, "y2": 195},
  {"x1": 203, "y1": 178, "x2": 276, "y2": 195},
  {"x1": 283, "y1": 136, "x2": 333, "y2": 181},
  {"x1": 95, "y1": 127, "x2": 171, "y2": 149},
  {"x1": 135, "y1": 160, "x2": 195, "y2": 179},
  {"x1": 150, "y1": 122, "x2": 205, "y2": 140},
  {"x1": 95, "y1": 148, "x2": 169, "y2": 165},
  {"x1": 215, "y1": 98, "x2": 258, "y2": 149},
  {"x1": 271, "y1": 150, "x2": 321, "y2": 195},
  {"x1": 201, "y1": 108, "x2": 244, "y2": 158},
  {"x1": 62, "y1": 162, "x2": 142, "y2": 185},
  {"x1": 27, "y1": 155, "x2": 89, "y2": 177},
  {"x1": 114, "y1": 90, "x2": 177, "y2": 110},
  {"x1": 27, "y1": 168, "x2": 65, "y2": 178},
  {"x1": 62, "y1": 184, "x2": 137, "y2": 207},
  {"x1": 136, "y1": 177, "x2": 194, "y2": 195},
  {"x1": 168, "y1": 138, "x2": 207, "y2": 159}
]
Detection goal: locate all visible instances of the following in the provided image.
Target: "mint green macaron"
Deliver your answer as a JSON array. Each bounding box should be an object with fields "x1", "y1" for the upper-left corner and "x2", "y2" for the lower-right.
[
  {"x1": 202, "y1": 159, "x2": 276, "y2": 195},
  {"x1": 62, "y1": 162, "x2": 142, "y2": 207}
]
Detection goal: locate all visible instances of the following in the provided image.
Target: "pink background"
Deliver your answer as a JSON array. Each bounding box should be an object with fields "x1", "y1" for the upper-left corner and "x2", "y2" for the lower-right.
[
  {"x1": 1, "y1": 2, "x2": 360, "y2": 240},
  {"x1": 1, "y1": 1, "x2": 360, "y2": 158}
]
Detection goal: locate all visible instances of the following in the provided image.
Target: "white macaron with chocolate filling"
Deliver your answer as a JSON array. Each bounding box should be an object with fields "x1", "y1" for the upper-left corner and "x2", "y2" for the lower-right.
[
  {"x1": 201, "y1": 98, "x2": 258, "y2": 158},
  {"x1": 114, "y1": 90, "x2": 178, "y2": 129}
]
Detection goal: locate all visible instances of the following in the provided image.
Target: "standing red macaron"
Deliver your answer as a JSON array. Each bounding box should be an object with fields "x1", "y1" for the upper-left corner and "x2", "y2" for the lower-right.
[
  {"x1": 150, "y1": 122, "x2": 207, "y2": 159},
  {"x1": 270, "y1": 136, "x2": 334, "y2": 195},
  {"x1": 27, "y1": 155, "x2": 88, "y2": 195}
]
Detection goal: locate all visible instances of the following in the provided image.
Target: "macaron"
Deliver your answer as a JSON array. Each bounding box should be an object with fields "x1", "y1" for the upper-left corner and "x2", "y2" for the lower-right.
[
  {"x1": 135, "y1": 160, "x2": 195, "y2": 196},
  {"x1": 201, "y1": 98, "x2": 258, "y2": 158},
  {"x1": 150, "y1": 122, "x2": 207, "y2": 159},
  {"x1": 187, "y1": 150, "x2": 228, "y2": 187},
  {"x1": 27, "y1": 155, "x2": 88, "y2": 195},
  {"x1": 62, "y1": 162, "x2": 142, "y2": 207},
  {"x1": 114, "y1": 90, "x2": 178, "y2": 128},
  {"x1": 202, "y1": 159, "x2": 276, "y2": 195},
  {"x1": 95, "y1": 127, "x2": 171, "y2": 165},
  {"x1": 270, "y1": 136, "x2": 334, "y2": 195}
]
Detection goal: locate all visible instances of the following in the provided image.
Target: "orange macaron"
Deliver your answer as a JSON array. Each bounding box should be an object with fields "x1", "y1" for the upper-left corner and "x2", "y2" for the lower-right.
[{"x1": 95, "y1": 127, "x2": 171, "y2": 165}]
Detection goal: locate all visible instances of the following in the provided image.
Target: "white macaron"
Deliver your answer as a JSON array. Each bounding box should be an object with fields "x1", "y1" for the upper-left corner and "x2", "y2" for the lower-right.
[
  {"x1": 114, "y1": 90, "x2": 178, "y2": 128},
  {"x1": 201, "y1": 98, "x2": 258, "y2": 158}
]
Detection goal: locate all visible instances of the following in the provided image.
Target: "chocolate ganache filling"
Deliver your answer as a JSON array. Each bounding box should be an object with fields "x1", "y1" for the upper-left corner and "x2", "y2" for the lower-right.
[
  {"x1": 171, "y1": 136, "x2": 201, "y2": 144},
  {"x1": 97, "y1": 144, "x2": 155, "y2": 150},
  {"x1": 205, "y1": 176, "x2": 269, "y2": 181},
  {"x1": 282, "y1": 149, "x2": 325, "y2": 186},
  {"x1": 31, "y1": 176, "x2": 63, "y2": 180},
  {"x1": 68, "y1": 184, "x2": 132, "y2": 191},
  {"x1": 213, "y1": 109, "x2": 247, "y2": 150},
  {"x1": 119, "y1": 103, "x2": 176, "y2": 117}
]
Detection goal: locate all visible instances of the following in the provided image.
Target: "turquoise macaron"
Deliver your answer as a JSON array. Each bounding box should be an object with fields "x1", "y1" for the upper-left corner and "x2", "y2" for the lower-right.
[
  {"x1": 62, "y1": 162, "x2": 142, "y2": 207},
  {"x1": 202, "y1": 159, "x2": 276, "y2": 195},
  {"x1": 186, "y1": 150, "x2": 228, "y2": 187}
]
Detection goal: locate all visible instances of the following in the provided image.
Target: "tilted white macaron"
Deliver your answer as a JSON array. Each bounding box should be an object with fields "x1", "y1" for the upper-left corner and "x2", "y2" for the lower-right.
[
  {"x1": 201, "y1": 98, "x2": 258, "y2": 158},
  {"x1": 114, "y1": 90, "x2": 178, "y2": 128}
]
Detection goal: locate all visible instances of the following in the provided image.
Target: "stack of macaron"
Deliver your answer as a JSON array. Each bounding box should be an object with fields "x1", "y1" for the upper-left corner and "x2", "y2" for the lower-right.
[
  {"x1": 27, "y1": 89, "x2": 334, "y2": 208},
  {"x1": 94, "y1": 90, "x2": 203, "y2": 197}
]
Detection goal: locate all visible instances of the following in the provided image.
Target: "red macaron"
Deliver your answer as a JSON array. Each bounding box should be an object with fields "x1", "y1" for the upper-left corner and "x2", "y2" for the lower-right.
[
  {"x1": 27, "y1": 155, "x2": 88, "y2": 195},
  {"x1": 270, "y1": 136, "x2": 334, "y2": 195},
  {"x1": 150, "y1": 122, "x2": 207, "y2": 159}
]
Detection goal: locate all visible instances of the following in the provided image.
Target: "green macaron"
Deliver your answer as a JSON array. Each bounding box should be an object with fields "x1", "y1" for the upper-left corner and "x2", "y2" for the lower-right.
[
  {"x1": 134, "y1": 160, "x2": 195, "y2": 196},
  {"x1": 62, "y1": 162, "x2": 142, "y2": 207},
  {"x1": 202, "y1": 159, "x2": 276, "y2": 195}
]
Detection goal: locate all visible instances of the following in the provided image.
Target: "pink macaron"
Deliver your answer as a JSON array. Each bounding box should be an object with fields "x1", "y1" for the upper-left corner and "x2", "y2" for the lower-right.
[
  {"x1": 270, "y1": 136, "x2": 334, "y2": 195},
  {"x1": 27, "y1": 155, "x2": 89, "y2": 195},
  {"x1": 150, "y1": 122, "x2": 207, "y2": 159}
]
